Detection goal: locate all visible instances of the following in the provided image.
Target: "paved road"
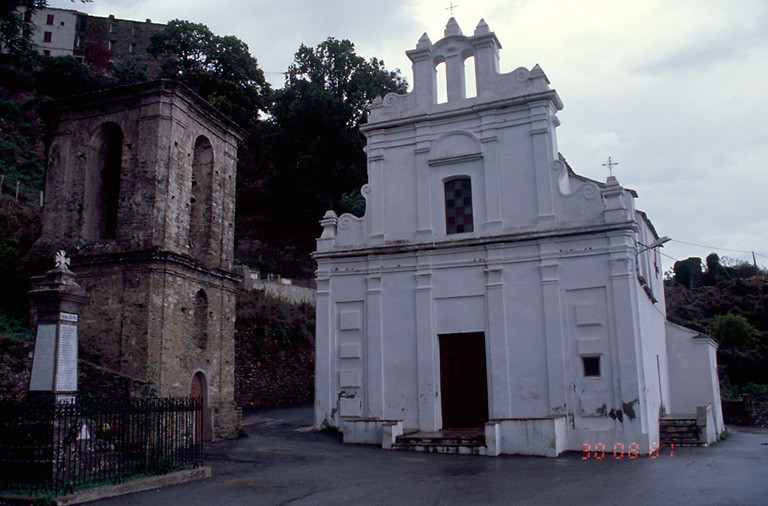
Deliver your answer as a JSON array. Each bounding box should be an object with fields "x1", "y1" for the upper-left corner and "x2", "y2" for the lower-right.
[{"x1": 100, "y1": 405, "x2": 768, "y2": 505}]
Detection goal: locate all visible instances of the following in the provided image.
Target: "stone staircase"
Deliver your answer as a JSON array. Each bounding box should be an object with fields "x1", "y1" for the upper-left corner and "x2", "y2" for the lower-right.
[
  {"x1": 660, "y1": 415, "x2": 703, "y2": 446},
  {"x1": 392, "y1": 429, "x2": 486, "y2": 455}
]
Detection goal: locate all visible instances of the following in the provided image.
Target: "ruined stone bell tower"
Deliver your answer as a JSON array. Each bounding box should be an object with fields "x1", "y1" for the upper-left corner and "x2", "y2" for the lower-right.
[{"x1": 30, "y1": 80, "x2": 244, "y2": 439}]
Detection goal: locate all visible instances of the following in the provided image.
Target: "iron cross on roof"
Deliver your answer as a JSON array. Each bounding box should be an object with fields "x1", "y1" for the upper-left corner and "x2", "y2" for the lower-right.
[
  {"x1": 446, "y1": 1, "x2": 458, "y2": 16},
  {"x1": 602, "y1": 156, "x2": 619, "y2": 177}
]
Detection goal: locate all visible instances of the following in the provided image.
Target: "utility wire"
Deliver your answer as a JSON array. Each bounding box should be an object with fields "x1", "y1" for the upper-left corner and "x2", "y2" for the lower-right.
[{"x1": 669, "y1": 239, "x2": 767, "y2": 259}]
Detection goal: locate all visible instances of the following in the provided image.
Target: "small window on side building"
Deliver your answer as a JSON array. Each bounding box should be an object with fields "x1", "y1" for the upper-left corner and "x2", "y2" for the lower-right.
[
  {"x1": 582, "y1": 356, "x2": 601, "y2": 377},
  {"x1": 46, "y1": 14, "x2": 54, "y2": 25},
  {"x1": 43, "y1": 31, "x2": 52, "y2": 43}
]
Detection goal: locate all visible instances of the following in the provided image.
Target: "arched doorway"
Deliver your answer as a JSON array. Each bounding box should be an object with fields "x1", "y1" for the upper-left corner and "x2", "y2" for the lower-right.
[{"x1": 190, "y1": 371, "x2": 209, "y2": 442}]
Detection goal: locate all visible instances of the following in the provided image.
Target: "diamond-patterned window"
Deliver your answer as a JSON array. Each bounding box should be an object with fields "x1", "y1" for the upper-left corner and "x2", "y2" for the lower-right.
[{"x1": 444, "y1": 177, "x2": 473, "y2": 234}]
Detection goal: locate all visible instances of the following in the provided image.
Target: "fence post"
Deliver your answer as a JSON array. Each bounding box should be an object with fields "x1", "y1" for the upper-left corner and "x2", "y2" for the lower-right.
[{"x1": 15, "y1": 180, "x2": 19, "y2": 201}]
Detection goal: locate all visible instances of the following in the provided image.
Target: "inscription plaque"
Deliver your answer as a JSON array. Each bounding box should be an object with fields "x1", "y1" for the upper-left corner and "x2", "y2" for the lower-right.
[
  {"x1": 29, "y1": 324, "x2": 56, "y2": 391},
  {"x1": 55, "y1": 323, "x2": 78, "y2": 392}
]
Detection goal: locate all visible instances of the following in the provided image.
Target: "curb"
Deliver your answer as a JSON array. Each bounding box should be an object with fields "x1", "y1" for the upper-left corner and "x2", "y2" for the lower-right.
[
  {"x1": 55, "y1": 467, "x2": 212, "y2": 505},
  {"x1": 0, "y1": 467, "x2": 211, "y2": 505}
]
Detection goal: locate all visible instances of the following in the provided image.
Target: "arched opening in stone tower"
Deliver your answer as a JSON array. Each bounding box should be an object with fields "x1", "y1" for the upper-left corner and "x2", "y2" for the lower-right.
[
  {"x1": 189, "y1": 136, "x2": 213, "y2": 259},
  {"x1": 195, "y1": 289, "x2": 208, "y2": 350},
  {"x1": 90, "y1": 122, "x2": 123, "y2": 240}
]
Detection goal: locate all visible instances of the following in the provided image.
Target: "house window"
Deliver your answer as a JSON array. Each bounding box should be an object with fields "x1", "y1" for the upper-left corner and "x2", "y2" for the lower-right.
[
  {"x1": 582, "y1": 356, "x2": 601, "y2": 377},
  {"x1": 43, "y1": 50, "x2": 51, "y2": 57},
  {"x1": 77, "y1": 16, "x2": 87, "y2": 30},
  {"x1": 129, "y1": 42, "x2": 137, "y2": 54},
  {"x1": 46, "y1": 14, "x2": 54, "y2": 25},
  {"x1": 43, "y1": 31, "x2": 52, "y2": 43},
  {"x1": 110, "y1": 23, "x2": 118, "y2": 34},
  {"x1": 76, "y1": 36, "x2": 84, "y2": 48},
  {"x1": 132, "y1": 26, "x2": 140, "y2": 36},
  {"x1": 108, "y1": 40, "x2": 115, "y2": 51},
  {"x1": 444, "y1": 177, "x2": 474, "y2": 234}
]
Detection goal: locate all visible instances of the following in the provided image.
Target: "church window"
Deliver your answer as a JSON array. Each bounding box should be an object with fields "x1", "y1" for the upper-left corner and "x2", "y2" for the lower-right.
[
  {"x1": 195, "y1": 290, "x2": 208, "y2": 350},
  {"x1": 582, "y1": 356, "x2": 601, "y2": 377},
  {"x1": 444, "y1": 177, "x2": 473, "y2": 234}
]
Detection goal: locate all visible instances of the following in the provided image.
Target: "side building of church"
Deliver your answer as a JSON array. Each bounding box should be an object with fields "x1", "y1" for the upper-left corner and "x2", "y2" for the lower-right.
[{"x1": 314, "y1": 19, "x2": 723, "y2": 456}]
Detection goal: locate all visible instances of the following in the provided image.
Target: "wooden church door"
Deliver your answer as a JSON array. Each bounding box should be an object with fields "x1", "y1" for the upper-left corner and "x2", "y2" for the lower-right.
[{"x1": 439, "y1": 332, "x2": 489, "y2": 429}]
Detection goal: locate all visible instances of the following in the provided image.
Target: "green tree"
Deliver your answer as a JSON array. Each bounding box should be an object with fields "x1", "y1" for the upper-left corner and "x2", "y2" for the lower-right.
[
  {"x1": 111, "y1": 55, "x2": 148, "y2": 85},
  {"x1": 710, "y1": 313, "x2": 759, "y2": 351},
  {"x1": 286, "y1": 37, "x2": 407, "y2": 126},
  {"x1": 147, "y1": 20, "x2": 269, "y2": 127},
  {"x1": 34, "y1": 55, "x2": 96, "y2": 98}
]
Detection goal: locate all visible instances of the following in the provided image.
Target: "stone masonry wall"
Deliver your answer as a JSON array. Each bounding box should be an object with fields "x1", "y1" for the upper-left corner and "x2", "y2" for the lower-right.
[{"x1": 28, "y1": 81, "x2": 245, "y2": 439}]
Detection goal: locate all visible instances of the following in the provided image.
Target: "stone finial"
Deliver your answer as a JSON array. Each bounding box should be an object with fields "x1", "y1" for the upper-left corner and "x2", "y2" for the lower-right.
[
  {"x1": 444, "y1": 17, "x2": 463, "y2": 37},
  {"x1": 319, "y1": 210, "x2": 339, "y2": 239},
  {"x1": 530, "y1": 64, "x2": 550, "y2": 84},
  {"x1": 474, "y1": 18, "x2": 490, "y2": 35},
  {"x1": 416, "y1": 32, "x2": 432, "y2": 50}
]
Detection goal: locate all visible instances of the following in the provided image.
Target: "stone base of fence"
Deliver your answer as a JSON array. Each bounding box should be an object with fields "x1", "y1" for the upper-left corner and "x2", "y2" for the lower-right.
[{"x1": 722, "y1": 396, "x2": 768, "y2": 427}]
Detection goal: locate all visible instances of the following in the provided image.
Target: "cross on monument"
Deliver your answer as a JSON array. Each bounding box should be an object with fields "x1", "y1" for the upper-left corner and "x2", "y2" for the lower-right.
[
  {"x1": 446, "y1": 1, "x2": 458, "y2": 16},
  {"x1": 54, "y1": 250, "x2": 70, "y2": 269},
  {"x1": 602, "y1": 156, "x2": 619, "y2": 178}
]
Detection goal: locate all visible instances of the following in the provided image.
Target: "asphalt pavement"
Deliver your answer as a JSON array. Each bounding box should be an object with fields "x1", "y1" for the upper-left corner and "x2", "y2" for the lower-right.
[{"x1": 97, "y1": 405, "x2": 768, "y2": 505}]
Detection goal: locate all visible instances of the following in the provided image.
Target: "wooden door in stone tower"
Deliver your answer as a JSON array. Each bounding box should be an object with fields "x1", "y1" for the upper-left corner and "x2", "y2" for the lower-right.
[
  {"x1": 439, "y1": 332, "x2": 489, "y2": 428},
  {"x1": 191, "y1": 373, "x2": 203, "y2": 443}
]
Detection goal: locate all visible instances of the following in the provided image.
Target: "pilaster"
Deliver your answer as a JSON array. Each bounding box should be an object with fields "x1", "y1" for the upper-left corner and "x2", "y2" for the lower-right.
[
  {"x1": 530, "y1": 104, "x2": 557, "y2": 225},
  {"x1": 607, "y1": 231, "x2": 647, "y2": 432},
  {"x1": 415, "y1": 256, "x2": 439, "y2": 430},
  {"x1": 485, "y1": 251, "x2": 510, "y2": 417},
  {"x1": 539, "y1": 245, "x2": 568, "y2": 413},
  {"x1": 314, "y1": 272, "x2": 335, "y2": 428},
  {"x1": 365, "y1": 260, "x2": 384, "y2": 418}
]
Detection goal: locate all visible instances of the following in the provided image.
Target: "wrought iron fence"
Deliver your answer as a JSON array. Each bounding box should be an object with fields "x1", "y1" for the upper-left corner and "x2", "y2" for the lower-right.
[{"x1": 0, "y1": 396, "x2": 202, "y2": 496}]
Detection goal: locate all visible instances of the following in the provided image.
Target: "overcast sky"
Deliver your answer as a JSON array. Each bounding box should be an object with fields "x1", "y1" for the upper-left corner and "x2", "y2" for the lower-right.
[{"x1": 48, "y1": 0, "x2": 768, "y2": 272}]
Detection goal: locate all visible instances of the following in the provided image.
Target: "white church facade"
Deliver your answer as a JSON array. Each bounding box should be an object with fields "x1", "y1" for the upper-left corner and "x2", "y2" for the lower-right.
[{"x1": 314, "y1": 19, "x2": 723, "y2": 456}]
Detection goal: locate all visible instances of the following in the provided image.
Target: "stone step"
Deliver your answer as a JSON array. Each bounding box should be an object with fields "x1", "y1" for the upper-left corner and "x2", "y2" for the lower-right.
[
  {"x1": 660, "y1": 416, "x2": 702, "y2": 446},
  {"x1": 661, "y1": 419, "x2": 697, "y2": 426},
  {"x1": 392, "y1": 443, "x2": 485, "y2": 455},
  {"x1": 393, "y1": 430, "x2": 486, "y2": 455},
  {"x1": 660, "y1": 426, "x2": 699, "y2": 434}
]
